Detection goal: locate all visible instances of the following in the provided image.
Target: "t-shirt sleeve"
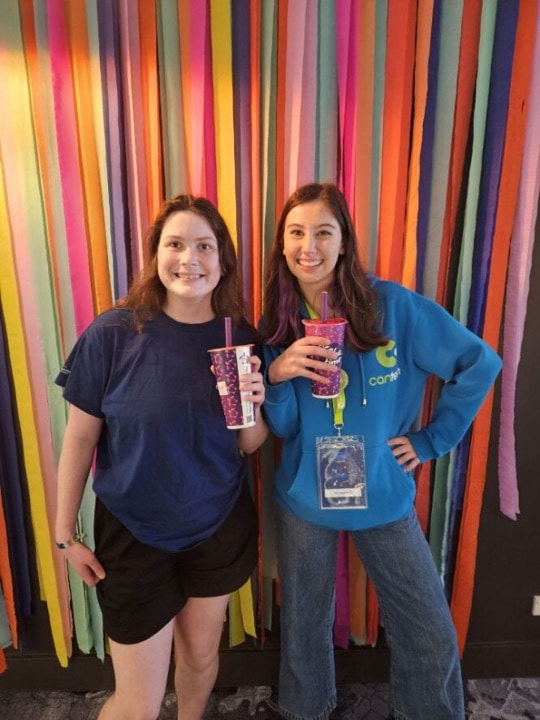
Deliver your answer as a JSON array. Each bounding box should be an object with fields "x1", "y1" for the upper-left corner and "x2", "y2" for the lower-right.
[{"x1": 55, "y1": 324, "x2": 108, "y2": 418}]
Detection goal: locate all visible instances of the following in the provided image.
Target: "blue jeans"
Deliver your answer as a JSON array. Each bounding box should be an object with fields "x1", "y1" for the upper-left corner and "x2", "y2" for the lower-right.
[{"x1": 275, "y1": 504, "x2": 465, "y2": 720}]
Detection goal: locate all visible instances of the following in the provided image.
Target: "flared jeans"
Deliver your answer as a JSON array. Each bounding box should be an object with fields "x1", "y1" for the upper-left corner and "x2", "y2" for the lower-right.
[{"x1": 275, "y1": 504, "x2": 465, "y2": 720}]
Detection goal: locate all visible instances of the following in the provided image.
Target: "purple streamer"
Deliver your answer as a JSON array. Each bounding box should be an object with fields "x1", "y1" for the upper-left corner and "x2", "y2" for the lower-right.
[
  {"x1": 0, "y1": 307, "x2": 32, "y2": 619},
  {"x1": 232, "y1": 0, "x2": 253, "y2": 316},
  {"x1": 415, "y1": 0, "x2": 441, "y2": 294},
  {"x1": 97, "y1": 0, "x2": 130, "y2": 299}
]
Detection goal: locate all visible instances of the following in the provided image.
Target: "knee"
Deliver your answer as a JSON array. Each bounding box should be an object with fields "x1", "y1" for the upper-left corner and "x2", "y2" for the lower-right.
[{"x1": 179, "y1": 641, "x2": 219, "y2": 675}]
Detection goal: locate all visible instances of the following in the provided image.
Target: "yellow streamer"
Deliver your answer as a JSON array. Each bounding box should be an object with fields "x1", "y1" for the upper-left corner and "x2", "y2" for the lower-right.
[
  {"x1": 210, "y1": 0, "x2": 238, "y2": 247},
  {"x1": 68, "y1": 0, "x2": 112, "y2": 314}
]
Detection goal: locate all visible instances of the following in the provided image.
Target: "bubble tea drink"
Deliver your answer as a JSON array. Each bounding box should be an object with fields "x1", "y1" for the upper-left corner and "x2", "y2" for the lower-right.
[
  {"x1": 208, "y1": 318, "x2": 256, "y2": 429},
  {"x1": 301, "y1": 317, "x2": 348, "y2": 399}
]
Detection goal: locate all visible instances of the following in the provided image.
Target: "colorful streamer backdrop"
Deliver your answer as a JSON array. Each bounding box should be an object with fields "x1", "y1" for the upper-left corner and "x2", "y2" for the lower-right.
[{"x1": 0, "y1": 0, "x2": 538, "y2": 668}]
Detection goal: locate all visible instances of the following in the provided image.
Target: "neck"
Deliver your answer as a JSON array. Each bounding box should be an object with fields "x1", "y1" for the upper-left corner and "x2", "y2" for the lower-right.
[{"x1": 162, "y1": 298, "x2": 215, "y2": 324}]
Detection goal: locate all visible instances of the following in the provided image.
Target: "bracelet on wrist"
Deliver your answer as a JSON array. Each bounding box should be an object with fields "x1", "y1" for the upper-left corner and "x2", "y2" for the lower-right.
[{"x1": 55, "y1": 532, "x2": 86, "y2": 549}]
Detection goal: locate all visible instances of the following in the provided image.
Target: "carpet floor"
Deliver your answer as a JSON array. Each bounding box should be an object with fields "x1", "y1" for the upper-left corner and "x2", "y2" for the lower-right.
[{"x1": 0, "y1": 679, "x2": 539, "y2": 719}]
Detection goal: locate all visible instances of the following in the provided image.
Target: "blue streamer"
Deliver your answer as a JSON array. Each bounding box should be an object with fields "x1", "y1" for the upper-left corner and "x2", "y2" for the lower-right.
[
  {"x1": 416, "y1": 0, "x2": 442, "y2": 294},
  {"x1": 0, "y1": 307, "x2": 32, "y2": 620}
]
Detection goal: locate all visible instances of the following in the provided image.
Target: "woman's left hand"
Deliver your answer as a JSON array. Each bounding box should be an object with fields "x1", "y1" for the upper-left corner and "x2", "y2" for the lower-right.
[
  {"x1": 239, "y1": 355, "x2": 265, "y2": 409},
  {"x1": 388, "y1": 435, "x2": 420, "y2": 473}
]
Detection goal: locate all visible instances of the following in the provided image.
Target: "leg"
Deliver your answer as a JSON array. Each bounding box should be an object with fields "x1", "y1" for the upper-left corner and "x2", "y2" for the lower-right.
[
  {"x1": 351, "y1": 509, "x2": 465, "y2": 720},
  {"x1": 275, "y1": 503, "x2": 339, "y2": 720},
  {"x1": 173, "y1": 594, "x2": 230, "y2": 720},
  {"x1": 98, "y1": 619, "x2": 174, "y2": 720}
]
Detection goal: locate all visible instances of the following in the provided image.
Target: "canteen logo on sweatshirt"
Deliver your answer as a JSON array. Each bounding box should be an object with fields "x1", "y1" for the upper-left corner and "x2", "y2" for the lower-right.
[{"x1": 370, "y1": 340, "x2": 401, "y2": 386}]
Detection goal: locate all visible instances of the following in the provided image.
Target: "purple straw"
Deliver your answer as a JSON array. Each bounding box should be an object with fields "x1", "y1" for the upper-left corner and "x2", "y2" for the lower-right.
[
  {"x1": 321, "y1": 292, "x2": 328, "y2": 322},
  {"x1": 224, "y1": 316, "x2": 232, "y2": 347}
]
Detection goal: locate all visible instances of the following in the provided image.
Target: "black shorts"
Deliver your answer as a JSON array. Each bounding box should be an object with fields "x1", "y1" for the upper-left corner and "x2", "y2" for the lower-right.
[{"x1": 93, "y1": 485, "x2": 258, "y2": 644}]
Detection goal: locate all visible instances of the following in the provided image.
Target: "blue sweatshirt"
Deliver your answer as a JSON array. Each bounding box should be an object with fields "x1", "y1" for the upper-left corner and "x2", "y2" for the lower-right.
[{"x1": 262, "y1": 279, "x2": 502, "y2": 530}]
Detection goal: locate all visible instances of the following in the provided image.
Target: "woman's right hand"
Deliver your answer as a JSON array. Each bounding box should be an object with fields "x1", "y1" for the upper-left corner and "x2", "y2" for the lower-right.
[
  {"x1": 267, "y1": 336, "x2": 340, "y2": 385},
  {"x1": 61, "y1": 542, "x2": 106, "y2": 587}
]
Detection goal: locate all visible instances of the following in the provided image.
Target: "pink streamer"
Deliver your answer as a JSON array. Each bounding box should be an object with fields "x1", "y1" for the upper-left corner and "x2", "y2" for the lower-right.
[
  {"x1": 188, "y1": 0, "x2": 208, "y2": 195},
  {"x1": 284, "y1": 0, "x2": 308, "y2": 197},
  {"x1": 47, "y1": 0, "x2": 95, "y2": 336},
  {"x1": 498, "y1": 18, "x2": 540, "y2": 520},
  {"x1": 336, "y1": 0, "x2": 359, "y2": 205},
  {"x1": 203, "y1": 9, "x2": 217, "y2": 204},
  {"x1": 297, "y1": 0, "x2": 317, "y2": 187},
  {"x1": 334, "y1": 531, "x2": 351, "y2": 649}
]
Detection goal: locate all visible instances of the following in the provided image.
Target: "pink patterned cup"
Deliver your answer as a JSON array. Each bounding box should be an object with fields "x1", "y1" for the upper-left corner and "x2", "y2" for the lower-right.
[
  {"x1": 301, "y1": 318, "x2": 348, "y2": 398},
  {"x1": 208, "y1": 344, "x2": 256, "y2": 429}
]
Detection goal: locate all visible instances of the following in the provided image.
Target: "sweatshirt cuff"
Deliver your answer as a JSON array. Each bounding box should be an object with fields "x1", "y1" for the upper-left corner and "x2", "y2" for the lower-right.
[
  {"x1": 263, "y1": 372, "x2": 292, "y2": 405},
  {"x1": 406, "y1": 430, "x2": 437, "y2": 464}
]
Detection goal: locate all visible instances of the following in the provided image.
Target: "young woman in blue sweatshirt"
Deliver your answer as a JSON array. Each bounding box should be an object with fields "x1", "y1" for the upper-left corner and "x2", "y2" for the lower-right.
[{"x1": 261, "y1": 183, "x2": 502, "y2": 720}]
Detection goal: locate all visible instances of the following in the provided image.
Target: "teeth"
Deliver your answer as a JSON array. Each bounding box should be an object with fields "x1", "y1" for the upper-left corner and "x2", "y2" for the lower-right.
[
  {"x1": 176, "y1": 273, "x2": 202, "y2": 279},
  {"x1": 298, "y1": 259, "x2": 322, "y2": 267}
]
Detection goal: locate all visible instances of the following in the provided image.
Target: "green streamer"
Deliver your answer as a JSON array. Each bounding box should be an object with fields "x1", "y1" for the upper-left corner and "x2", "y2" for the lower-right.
[
  {"x1": 316, "y1": 0, "x2": 337, "y2": 182},
  {"x1": 423, "y1": 0, "x2": 464, "y2": 301},
  {"x1": 453, "y1": 1, "x2": 498, "y2": 323},
  {"x1": 368, "y1": 0, "x2": 387, "y2": 271},
  {"x1": 157, "y1": 0, "x2": 187, "y2": 197}
]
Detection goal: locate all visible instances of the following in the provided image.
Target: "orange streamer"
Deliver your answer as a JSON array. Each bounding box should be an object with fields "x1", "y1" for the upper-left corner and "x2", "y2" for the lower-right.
[
  {"x1": 376, "y1": 0, "x2": 417, "y2": 282},
  {"x1": 402, "y1": 0, "x2": 433, "y2": 290},
  {"x1": 67, "y1": 0, "x2": 112, "y2": 314},
  {"x1": 139, "y1": 0, "x2": 163, "y2": 219}
]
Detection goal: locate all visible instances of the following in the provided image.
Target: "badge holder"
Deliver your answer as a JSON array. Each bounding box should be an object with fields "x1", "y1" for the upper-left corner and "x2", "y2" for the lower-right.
[{"x1": 317, "y1": 425, "x2": 368, "y2": 510}]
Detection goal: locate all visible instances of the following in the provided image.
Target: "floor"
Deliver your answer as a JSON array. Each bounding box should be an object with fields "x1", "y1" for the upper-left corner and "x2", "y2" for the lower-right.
[{"x1": 0, "y1": 679, "x2": 539, "y2": 719}]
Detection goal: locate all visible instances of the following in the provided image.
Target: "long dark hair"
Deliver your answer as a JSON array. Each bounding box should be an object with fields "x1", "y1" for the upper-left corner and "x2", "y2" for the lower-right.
[
  {"x1": 262, "y1": 183, "x2": 386, "y2": 352},
  {"x1": 117, "y1": 194, "x2": 246, "y2": 330}
]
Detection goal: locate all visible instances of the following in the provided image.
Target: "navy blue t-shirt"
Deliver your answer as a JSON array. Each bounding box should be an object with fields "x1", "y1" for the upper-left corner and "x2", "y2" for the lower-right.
[{"x1": 55, "y1": 308, "x2": 259, "y2": 552}]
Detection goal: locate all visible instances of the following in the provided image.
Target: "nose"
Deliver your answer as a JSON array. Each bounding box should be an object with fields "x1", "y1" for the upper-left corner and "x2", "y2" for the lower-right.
[
  {"x1": 300, "y1": 232, "x2": 316, "y2": 252},
  {"x1": 179, "y1": 245, "x2": 196, "y2": 264}
]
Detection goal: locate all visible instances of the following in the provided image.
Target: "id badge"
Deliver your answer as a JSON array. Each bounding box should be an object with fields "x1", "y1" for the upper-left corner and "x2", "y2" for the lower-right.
[{"x1": 316, "y1": 435, "x2": 368, "y2": 509}]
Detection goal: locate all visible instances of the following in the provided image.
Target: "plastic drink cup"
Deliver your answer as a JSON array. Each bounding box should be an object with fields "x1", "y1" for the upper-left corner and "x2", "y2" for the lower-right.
[
  {"x1": 301, "y1": 318, "x2": 348, "y2": 398},
  {"x1": 208, "y1": 344, "x2": 256, "y2": 429}
]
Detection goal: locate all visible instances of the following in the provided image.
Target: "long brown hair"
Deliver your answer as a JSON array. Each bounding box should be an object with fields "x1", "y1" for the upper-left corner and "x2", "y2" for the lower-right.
[
  {"x1": 262, "y1": 183, "x2": 386, "y2": 352},
  {"x1": 117, "y1": 194, "x2": 246, "y2": 330}
]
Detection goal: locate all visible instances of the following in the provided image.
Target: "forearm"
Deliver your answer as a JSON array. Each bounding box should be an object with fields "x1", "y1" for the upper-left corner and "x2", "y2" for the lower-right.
[
  {"x1": 237, "y1": 407, "x2": 268, "y2": 454},
  {"x1": 55, "y1": 407, "x2": 103, "y2": 541}
]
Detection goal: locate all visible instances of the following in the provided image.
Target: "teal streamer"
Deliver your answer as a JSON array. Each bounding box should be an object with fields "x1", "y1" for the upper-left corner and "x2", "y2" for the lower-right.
[
  {"x1": 157, "y1": 0, "x2": 187, "y2": 198},
  {"x1": 368, "y1": 0, "x2": 387, "y2": 271},
  {"x1": 453, "y1": 1, "x2": 498, "y2": 323},
  {"x1": 423, "y1": 0, "x2": 464, "y2": 300},
  {"x1": 0, "y1": 585, "x2": 11, "y2": 649},
  {"x1": 260, "y1": 0, "x2": 277, "y2": 260},
  {"x1": 316, "y1": 0, "x2": 337, "y2": 182}
]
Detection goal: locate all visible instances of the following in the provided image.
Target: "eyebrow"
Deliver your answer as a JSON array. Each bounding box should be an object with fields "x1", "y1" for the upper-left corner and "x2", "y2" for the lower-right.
[
  {"x1": 163, "y1": 233, "x2": 217, "y2": 242},
  {"x1": 285, "y1": 222, "x2": 337, "y2": 230}
]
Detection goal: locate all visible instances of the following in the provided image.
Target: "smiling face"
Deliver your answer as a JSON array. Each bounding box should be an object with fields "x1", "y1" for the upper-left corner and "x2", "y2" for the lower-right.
[
  {"x1": 282, "y1": 199, "x2": 344, "y2": 304},
  {"x1": 157, "y1": 210, "x2": 222, "y2": 321}
]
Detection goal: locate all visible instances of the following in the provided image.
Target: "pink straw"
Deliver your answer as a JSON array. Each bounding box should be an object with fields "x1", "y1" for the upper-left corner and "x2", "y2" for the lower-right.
[
  {"x1": 321, "y1": 292, "x2": 328, "y2": 321},
  {"x1": 224, "y1": 316, "x2": 232, "y2": 347}
]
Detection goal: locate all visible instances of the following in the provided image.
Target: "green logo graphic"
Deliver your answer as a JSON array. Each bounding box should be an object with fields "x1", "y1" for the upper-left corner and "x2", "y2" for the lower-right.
[{"x1": 375, "y1": 340, "x2": 397, "y2": 368}]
